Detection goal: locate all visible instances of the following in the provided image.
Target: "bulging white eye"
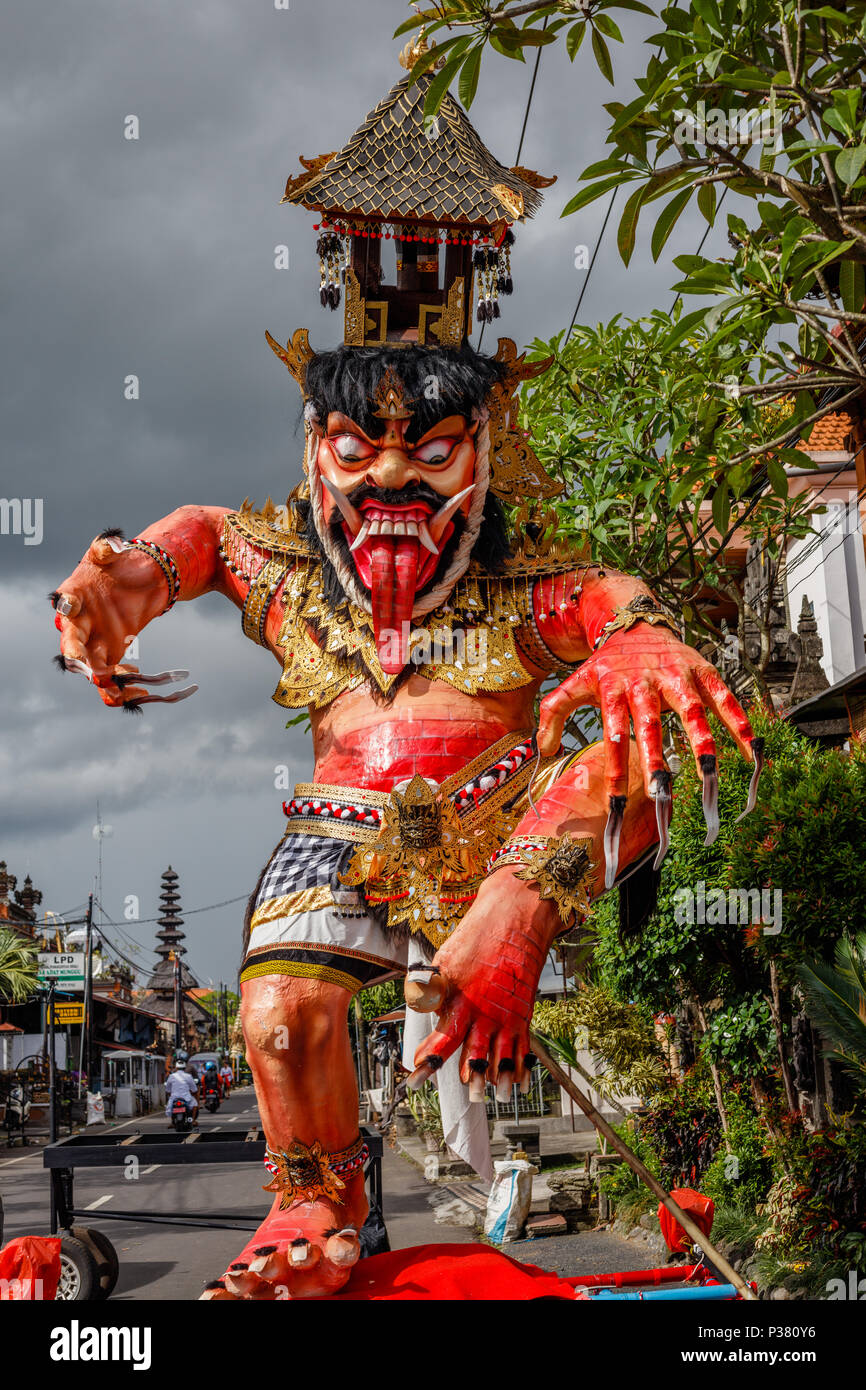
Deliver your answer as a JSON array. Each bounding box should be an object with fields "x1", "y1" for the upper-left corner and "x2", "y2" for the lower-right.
[
  {"x1": 331, "y1": 433, "x2": 376, "y2": 464},
  {"x1": 412, "y1": 438, "x2": 456, "y2": 466}
]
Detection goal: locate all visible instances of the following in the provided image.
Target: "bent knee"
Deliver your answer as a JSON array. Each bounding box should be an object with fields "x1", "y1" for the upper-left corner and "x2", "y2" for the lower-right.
[{"x1": 240, "y1": 974, "x2": 349, "y2": 1059}]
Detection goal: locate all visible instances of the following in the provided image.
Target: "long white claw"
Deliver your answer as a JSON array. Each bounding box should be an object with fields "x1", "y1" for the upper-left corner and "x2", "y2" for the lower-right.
[
  {"x1": 418, "y1": 520, "x2": 439, "y2": 556},
  {"x1": 155, "y1": 684, "x2": 198, "y2": 703},
  {"x1": 125, "y1": 669, "x2": 191, "y2": 686},
  {"x1": 700, "y1": 754, "x2": 719, "y2": 846},
  {"x1": 321, "y1": 476, "x2": 363, "y2": 535},
  {"x1": 128, "y1": 685, "x2": 198, "y2": 705},
  {"x1": 64, "y1": 657, "x2": 94, "y2": 682},
  {"x1": 349, "y1": 520, "x2": 371, "y2": 553},
  {"x1": 651, "y1": 770, "x2": 673, "y2": 871},
  {"x1": 468, "y1": 1070, "x2": 487, "y2": 1103},
  {"x1": 735, "y1": 737, "x2": 765, "y2": 823},
  {"x1": 429, "y1": 485, "x2": 475, "y2": 545},
  {"x1": 603, "y1": 796, "x2": 626, "y2": 889}
]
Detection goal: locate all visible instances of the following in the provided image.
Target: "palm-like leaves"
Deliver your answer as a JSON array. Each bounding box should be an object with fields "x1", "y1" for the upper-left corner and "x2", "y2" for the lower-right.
[
  {"x1": 0, "y1": 928, "x2": 39, "y2": 1003},
  {"x1": 796, "y1": 933, "x2": 866, "y2": 1089}
]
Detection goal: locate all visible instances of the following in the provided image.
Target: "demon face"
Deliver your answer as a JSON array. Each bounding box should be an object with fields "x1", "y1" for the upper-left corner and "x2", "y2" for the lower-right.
[{"x1": 303, "y1": 346, "x2": 505, "y2": 675}]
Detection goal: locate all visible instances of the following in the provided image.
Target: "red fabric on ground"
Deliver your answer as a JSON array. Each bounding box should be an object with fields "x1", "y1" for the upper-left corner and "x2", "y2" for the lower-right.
[
  {"x1": 317, "y1": 1243, "x2": 577, "y2": 1301},
  {"x1": 0, "y1": 1236, "x2": 61, "y2": 1300}
]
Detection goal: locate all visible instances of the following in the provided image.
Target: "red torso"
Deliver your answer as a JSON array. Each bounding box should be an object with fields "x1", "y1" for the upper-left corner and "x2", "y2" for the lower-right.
[{"x1": 309, "y1": 676, "x2": 542, "y2": 791}]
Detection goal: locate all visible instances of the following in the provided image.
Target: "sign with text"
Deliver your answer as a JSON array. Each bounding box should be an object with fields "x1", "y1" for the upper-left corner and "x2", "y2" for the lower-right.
[
  {"x1": 48, "y1": 1000, "x2": 85, "y2": 1026},
  {"x1": 37, "y1": 952, "x2": 86, "y2": 986}
]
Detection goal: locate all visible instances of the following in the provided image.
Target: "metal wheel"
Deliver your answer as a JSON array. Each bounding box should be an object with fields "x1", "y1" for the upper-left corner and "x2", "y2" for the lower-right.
[{"x1": 56, "y1": 1234, "x2": 98, "y2": 1301}]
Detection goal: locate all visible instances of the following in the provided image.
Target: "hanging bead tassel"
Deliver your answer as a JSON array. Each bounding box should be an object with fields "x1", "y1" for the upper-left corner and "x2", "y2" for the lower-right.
[{"x1": 316, "y1": 231, "x2": 344, "y2": 311}]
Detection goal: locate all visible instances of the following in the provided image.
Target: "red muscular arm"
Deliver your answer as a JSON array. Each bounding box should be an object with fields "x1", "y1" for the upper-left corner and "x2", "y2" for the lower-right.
[
  {"x1": 52, "y1": 505, "x2": 286, "y2": 709},
  {"x1": 524, "y1": 566, "x2": 758, "y2": 875},
  {"x1": 528, "y1": 565, "x2": 656, "y2": 663}
]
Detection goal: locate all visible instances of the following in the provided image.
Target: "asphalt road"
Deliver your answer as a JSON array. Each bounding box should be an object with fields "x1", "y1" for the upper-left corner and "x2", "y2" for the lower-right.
[
  {"x1": 1, "y1": 1087, "x2": 660, "y2": 1299},
  {"x1": 1, "y1": 1087, "x2": 285, "y2": 1299}
]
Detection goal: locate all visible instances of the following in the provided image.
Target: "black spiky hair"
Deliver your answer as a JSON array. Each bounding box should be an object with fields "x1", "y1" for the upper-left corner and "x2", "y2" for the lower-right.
[{"x1": 302, "y1": 342, "x2": 507, "y2": 441}]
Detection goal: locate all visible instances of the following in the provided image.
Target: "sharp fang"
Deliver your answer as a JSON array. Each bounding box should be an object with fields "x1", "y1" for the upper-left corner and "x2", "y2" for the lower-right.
[
  {"x1": 418, "y1": 521, "x2": 439, "y2": 556},
  {"x1": 429, "y1": 485, "x2": 474, "y2": 544},
  {"x1": 349, "y1": 520, "x2": 371, "y2": 553},
  {"x1": 380, "y1": 518, "x2": 394, "y2": 536},
  {"x1": 321, "y1": 476, "x2": 363, "y2": 536}
]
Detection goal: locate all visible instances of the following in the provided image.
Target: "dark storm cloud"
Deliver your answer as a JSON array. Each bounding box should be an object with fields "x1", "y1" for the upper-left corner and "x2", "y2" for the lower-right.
[{"x1": 1, "y1": 0, "x2": 734, "y2": 981}]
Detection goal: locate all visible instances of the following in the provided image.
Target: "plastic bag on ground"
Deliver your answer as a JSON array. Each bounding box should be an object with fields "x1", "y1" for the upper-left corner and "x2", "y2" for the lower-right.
[
  {"x1": 0, "y1": 1235, "x2": 61, "y2": 1300},
  {"x1": 484, "y1": 1158, "x2": 537, "y2": 1244},
  {"x1": 86, "y1": 1091, "x2": 105, "y2": 1125}
]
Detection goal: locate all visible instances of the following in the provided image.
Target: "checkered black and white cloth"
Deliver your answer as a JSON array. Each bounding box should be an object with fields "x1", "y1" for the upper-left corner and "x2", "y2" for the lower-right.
[{"x1": 255, "y1": 833, "x2": 355, "y2": 911}]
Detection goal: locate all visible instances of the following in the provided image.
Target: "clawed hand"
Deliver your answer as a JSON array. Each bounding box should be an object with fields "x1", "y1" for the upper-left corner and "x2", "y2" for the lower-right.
[
  {"x1": 537, "y1": 625, "x2": 764, "y2": 885},
  {"x1": 51, "y1": 529, "x2": 199, "y2": 711}
]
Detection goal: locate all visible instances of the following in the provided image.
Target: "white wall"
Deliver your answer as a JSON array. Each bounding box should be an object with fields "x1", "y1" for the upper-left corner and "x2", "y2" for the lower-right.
[
  {"x1": 786, "y1": 487, "x2": 866, "y2": 686},
  {"x1": 10, "y1": 1033, "x2": 66, "y2": 1069}
]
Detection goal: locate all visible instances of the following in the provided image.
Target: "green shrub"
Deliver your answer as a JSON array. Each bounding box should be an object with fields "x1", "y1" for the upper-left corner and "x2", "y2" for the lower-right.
[{"x1": 701, "y1": 1088, "x2": 774, "y2": 1209}]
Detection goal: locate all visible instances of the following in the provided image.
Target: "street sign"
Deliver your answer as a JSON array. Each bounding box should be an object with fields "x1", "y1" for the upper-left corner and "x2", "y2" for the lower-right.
[
  {"x1": 37, "y1": 953, "x2": 85, "y2": 987},
  {"x1": 48, "y1": 1001, "x2": 85, "y2": 1026}
]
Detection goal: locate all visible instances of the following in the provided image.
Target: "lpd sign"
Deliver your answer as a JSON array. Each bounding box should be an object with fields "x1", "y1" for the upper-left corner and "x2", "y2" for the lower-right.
[
  {"x1": 37, "y1": 953, "x2": 85, "y2": 987},
  {"x1": 48, "y1": 1001, "x2": 85, "y2": 1026}
]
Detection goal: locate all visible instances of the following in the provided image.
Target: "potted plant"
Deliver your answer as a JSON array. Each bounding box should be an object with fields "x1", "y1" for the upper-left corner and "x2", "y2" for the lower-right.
[{"x1": 406, "y1": 1081, "x2": 444, "y2": 1152}]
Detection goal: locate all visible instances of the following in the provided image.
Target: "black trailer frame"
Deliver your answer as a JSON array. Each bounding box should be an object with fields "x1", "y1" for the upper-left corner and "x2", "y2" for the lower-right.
[{"x1": 43, "y1": 1125, "x2": 383, "y2": 1234}]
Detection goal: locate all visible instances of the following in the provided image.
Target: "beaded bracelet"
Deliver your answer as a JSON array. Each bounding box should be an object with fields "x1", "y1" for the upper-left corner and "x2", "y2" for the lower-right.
[{"x1": 130, "y1": 538, "x2": 181, "y2": 613}]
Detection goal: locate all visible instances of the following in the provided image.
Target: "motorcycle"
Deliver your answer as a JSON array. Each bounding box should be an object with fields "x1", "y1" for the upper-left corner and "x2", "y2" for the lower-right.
[
  {"x1": 169, "y1": 1098, "x2": 195, "y2": 1133},
  {"x1": 202, "y1": 1085, "x2": 221, "y2": 1114}
]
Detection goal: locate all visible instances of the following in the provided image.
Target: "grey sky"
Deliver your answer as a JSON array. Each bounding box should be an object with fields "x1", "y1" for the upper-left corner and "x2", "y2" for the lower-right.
[{"x1": 0, "y1": 0, "x2": 731, "y2": 987}]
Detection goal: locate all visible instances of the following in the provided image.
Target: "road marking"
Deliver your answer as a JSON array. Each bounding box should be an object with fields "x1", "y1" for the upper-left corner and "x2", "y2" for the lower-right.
[
  {"x1": 84, "y1": 1194, "x2": 114, "y2": 1211},
  {"x1": 140, "y1": 1164, "x2": 160, "y2": 1175},
  {"x1": 0, "y1": 1152, "x2": 44, "y2": 1168},
  {"x1": 210, "y1": 1126, "x2": 222, "y2": 1132}
]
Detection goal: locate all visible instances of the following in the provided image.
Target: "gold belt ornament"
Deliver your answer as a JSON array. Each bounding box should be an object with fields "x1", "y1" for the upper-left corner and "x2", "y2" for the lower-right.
[{"x1": 337, "y1": 731, "x2": 541, "y2": 950}]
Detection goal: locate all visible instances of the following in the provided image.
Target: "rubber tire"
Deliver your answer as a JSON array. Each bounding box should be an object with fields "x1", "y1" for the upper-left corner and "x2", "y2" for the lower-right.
[
  {"x1": 71, "y1": 1225, "x2": 119, "y2": 1299},
  {"x1": 56, "y1": 1234, "x2": 98, "y2": 1301}
]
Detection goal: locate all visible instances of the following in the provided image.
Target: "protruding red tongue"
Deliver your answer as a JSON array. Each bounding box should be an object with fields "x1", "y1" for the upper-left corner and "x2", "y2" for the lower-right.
[{"x1": 370, "y1": 536, "x2": 421, "y2": 674}]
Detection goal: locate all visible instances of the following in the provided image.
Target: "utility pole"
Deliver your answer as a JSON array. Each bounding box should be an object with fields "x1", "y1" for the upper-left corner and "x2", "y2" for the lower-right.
[
  {"x1": 48, "y1": 979, "x2": 57, "y2": 1232},
  {"x1": 77, "y1": 893, "x2": 94, "y2": 1098},
  {"x1": 221, "y1": 983, "x2": 229, "y2": 1055}
]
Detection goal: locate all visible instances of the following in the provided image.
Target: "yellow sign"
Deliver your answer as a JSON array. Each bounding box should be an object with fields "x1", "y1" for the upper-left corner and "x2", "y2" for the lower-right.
[{"x1": 49, "y1": 1001, "x2": 85, "y2": 1026}]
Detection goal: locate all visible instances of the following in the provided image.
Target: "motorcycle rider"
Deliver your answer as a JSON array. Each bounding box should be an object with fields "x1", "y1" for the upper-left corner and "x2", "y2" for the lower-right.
[
  {"x1": 202, "y1": 1060, "x2": 222, "y2": 1106},
  {"x1": 164, "y1": 1058, "x2": 199, "y2": 1126}
]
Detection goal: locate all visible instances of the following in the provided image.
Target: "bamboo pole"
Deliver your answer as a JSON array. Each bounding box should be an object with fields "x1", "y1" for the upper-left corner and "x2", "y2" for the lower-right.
[{"x1": 529, "y1": 1033, "x2": 757, "y2": 1301}]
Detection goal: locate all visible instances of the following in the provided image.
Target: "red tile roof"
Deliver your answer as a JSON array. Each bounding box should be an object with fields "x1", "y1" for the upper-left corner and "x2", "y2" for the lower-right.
[{"x1": 799, "y1": 410, "x2": 853, "y2": 451}]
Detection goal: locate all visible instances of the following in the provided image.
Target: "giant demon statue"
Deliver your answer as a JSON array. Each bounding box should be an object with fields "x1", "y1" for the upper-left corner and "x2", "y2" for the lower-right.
[{"x1": 51, "y1": 52, "x2": 761, "y2": 1298}]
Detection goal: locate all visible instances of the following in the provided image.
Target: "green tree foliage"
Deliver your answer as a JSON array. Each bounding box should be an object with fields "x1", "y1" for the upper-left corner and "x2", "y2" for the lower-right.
[
  {"x1": 0, "y1": 929, "x2": 38, "y2": 1003},
  {"x1": 358, "y1": 979, "x2": 403, "y2": 1022},
  {"x1": 521, "y1": 309, "x2": 814, "y2": 693},
  {"x1": 402, "y1": 0, "x2": 866, "y2": 422},
  {"x1": 796, "y1": 933, "x2": 866, "y2": 1088},
  {"x1": 533, "y1": 984, "x2": 668, "y2": 1098}
]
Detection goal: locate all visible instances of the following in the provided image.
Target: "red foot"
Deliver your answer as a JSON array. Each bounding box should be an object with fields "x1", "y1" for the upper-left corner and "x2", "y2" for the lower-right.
[{"x1": 201, "y1": 1190, "x2": 367, "y2": 1301}]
